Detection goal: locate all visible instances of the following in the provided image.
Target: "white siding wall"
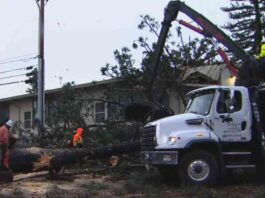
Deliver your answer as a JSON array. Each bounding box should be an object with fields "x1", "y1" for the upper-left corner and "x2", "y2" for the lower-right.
[
  {"x1": 79, "y1": 87, "x2": 106, "y2": 125},
  {"x1": 9, "y1": 99, "x2": 33, "y2": 128},
  {"x1": 169, "y1": 89, "x2": 185, "y2": 115}
]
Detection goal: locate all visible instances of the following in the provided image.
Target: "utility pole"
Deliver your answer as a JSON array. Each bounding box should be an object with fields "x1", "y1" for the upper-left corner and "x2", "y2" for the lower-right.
[{"x1": 35, "y1": 0, "x2": 48, "y2": 131}]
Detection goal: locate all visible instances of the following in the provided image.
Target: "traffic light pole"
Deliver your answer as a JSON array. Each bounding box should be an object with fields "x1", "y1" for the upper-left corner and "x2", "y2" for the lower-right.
[{"x1": 36, "y1": 0, "x2": 47, "y2": 131}]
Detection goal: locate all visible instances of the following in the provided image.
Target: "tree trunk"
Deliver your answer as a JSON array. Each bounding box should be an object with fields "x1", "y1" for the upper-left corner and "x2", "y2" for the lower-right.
[{"x1": 9, "y1": 142, "x2": 140, "y2": 173}]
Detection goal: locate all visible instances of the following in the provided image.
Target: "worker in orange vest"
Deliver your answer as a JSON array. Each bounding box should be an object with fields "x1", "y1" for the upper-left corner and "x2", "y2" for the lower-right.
[
  {"x1": 0, "y1": 120, "x2": 18, "y2": 183},
  {"x1": 73, "y1": 128, "x2": 84, "y2": 148},
  {"x1": 0, "y1": 120, "x2": 13, "y2": 170}
]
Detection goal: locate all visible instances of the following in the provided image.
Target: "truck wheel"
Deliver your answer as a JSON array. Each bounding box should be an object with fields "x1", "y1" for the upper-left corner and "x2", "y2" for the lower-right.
[{"x1": 179, "y1": 150, "x2": 218, "y2": 186}]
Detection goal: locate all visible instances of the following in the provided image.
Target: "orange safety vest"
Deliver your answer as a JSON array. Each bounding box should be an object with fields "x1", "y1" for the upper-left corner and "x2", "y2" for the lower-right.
[
  {"x1": 0, "y1": 125, "x2": 10, "y2": 168},
  {"x1": 73, "y1": 128, "x2": 84, "y2": 147}
]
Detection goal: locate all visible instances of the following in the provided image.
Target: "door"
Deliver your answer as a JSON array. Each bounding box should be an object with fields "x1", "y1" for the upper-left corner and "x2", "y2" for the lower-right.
[{"x1": 213, "y1": 89, "x2": 251, "y2": 142}]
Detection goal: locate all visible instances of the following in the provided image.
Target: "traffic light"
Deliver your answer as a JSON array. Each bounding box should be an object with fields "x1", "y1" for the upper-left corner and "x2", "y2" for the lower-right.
[
  {"x1": 25, "y1": 78, "x2": 34, "y2": 84},
  {"x1": 25, "y1": 68, "x2": 38, "y2": 93},
  {"x1": 25, "y1": 68, "x2": 38, "y2": 84}
]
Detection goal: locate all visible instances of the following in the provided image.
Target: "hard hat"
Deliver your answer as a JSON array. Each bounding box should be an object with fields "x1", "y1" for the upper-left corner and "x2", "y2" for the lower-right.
[
  {"x1": 77, "y1": 128, "x2": 84, "y2": 136},
  {"x1": 262, "y1": 37, "x2": 265, "y2": 43},
  {"x1": 6, "y1": 120, "x2": 13, "y2": 127}
]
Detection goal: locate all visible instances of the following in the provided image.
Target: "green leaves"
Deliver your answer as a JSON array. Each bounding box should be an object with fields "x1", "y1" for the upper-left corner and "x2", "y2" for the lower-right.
[
  {"x1": 222, "y1": 0, "x2": 265, "y2": 55},
  {"x1": 101, "y1": 14, "x2": 219, "y2": 105},
  {"x1": 46, "y1": 82, "x2": 85, "y2": 133}
]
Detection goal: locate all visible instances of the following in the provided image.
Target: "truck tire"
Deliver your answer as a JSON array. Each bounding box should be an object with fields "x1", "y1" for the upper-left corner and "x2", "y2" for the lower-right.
[{"x1": 178, "y1": 150, "x2": 218, "y2": 186}]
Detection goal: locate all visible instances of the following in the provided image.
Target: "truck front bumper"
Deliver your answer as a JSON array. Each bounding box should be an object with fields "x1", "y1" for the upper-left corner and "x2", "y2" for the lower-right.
[{"x1": 140, "y1": 151, "x2": 178, "y2": 165}]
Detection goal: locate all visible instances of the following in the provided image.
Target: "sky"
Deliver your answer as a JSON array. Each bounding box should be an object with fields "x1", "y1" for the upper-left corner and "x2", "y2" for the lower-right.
[{"x1": 0, "y1": 0, "x2": 229, "y2": 99}]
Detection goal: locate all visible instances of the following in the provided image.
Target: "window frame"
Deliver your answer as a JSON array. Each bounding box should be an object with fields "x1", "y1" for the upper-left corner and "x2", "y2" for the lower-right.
[
  {"x1": 94, "y1": 101, "x2": 107, "y2": 123},
  {"x1": 216, "y1": 90, "x2": 242, "y2": 114},
  {"x1": 24, "y1": 111, "x2": 31, "y2": 129}
]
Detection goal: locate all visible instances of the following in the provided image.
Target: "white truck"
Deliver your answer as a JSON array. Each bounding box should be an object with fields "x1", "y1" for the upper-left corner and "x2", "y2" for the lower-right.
[
  {"x1": 139, "y1": 1, "x2": 265, "y2": 185},
  {"x1": 140, "y1": 85, "x2": 265, "y2": 185}
]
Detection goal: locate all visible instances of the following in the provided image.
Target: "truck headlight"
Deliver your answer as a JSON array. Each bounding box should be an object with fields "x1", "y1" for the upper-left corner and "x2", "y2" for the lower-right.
[{"x1": 168, "y1": 136, "x2": 178, "y2": 145}]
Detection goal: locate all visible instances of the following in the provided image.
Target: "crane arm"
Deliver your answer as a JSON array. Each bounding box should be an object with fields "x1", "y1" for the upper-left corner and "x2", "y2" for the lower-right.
[
  {"x1": 150, "y1": 0, "x2": 264, "y2": 88},
  {"x1": 127, "y1": 1, "x2": 264, "y2": 123}
]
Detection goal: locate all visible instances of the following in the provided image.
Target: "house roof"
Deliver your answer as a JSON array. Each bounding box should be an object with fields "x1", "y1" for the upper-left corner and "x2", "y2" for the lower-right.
[
  {"x1": 0, "y1": 78, "x2": 118, "y2": 103},
  {"x1": 182, "y1": 64, "x2": 226, "y2": 82}
]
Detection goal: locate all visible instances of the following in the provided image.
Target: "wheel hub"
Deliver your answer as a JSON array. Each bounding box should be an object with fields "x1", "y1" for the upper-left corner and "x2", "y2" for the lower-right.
[{"x1": 187, "y1": 160, "x2": 210, "y2": 181}]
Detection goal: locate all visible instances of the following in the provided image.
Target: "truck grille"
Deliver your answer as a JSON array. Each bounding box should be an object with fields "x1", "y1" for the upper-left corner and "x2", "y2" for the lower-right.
[{"x1": 141, "y1": 125, "x2": 156, "y2": 151}]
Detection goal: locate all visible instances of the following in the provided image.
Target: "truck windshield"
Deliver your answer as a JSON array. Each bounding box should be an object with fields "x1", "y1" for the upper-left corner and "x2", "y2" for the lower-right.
[{"x1": 185, "y1": 90, "x2": 215, "y2": 116}]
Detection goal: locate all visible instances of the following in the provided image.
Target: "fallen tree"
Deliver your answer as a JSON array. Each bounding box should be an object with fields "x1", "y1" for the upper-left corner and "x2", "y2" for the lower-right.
[{"x1": 9, "y1": 142, "x2": 141, "y2": 174}]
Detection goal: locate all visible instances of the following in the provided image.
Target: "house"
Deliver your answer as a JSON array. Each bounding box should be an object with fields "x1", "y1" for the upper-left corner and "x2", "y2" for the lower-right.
[
  {"x1": 0, "y1": 79, "x2": 119, "y2": 130},
  {"x1": 0, "y1": 64, "x2": 233, "y2": 130}
]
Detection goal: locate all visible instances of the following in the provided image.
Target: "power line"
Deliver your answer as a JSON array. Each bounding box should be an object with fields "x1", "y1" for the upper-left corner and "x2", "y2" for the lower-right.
[
  {"x1": 0, "y1": 53, "x2": 37, "y2": 62},
  {"x1": 0, "y1": 80, "x2": 25, "y2": 86},
  {"x1": 0, "y1": 62, "x2": 38, "y2": 71},
  {"x1": 0, "y1": 73, "x2": 27, "y2": 80},
  {"x1": 0, "y1": 56, "x2": 38, "y2": 65},
  {"x1": 0, "y1": 65, "x2": 37, "y2": 74}
]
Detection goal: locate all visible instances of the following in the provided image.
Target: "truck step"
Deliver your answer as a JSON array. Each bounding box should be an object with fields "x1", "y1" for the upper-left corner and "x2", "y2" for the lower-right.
[
  {"x1": 222, "y1": 152, "x2": 252, "y2": 155},
  {"x1": 225, "y1": 165, "x2": 256, "y2": 169}
]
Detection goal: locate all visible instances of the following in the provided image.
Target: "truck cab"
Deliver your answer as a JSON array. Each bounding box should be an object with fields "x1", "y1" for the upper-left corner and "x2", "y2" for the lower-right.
[{"x1": 140, "y1": 85, "x2": 265, "y2": 185}]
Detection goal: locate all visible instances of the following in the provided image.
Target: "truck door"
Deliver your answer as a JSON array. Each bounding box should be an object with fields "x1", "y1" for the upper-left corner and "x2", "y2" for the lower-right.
[{"x1": 213, "y1": 89, "x2": 251, "y2": 142}]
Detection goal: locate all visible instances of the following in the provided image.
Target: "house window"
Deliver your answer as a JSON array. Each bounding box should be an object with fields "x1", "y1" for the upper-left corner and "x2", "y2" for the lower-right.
[
  {"x1": 95, "y1": 102, "x2": 106, "y2": 123},
  {"x1": 24, "y1": 111, "x2": 31, "y2": 129},
  {"x1": 107, "y1": 95, "x2": 133, "y2": 121}
]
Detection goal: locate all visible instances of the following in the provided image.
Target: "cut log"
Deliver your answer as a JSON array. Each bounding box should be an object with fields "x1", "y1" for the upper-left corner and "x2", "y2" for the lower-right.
[
  {"x1": 51, "y1": 141, "x2": 140, "y2": 173},
  {"x1": 13, "y1": 171, "x2": 48, "y2": 182},
  {"x1": 9, "y1": 142, "x2": 140, "y2": 173}
]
